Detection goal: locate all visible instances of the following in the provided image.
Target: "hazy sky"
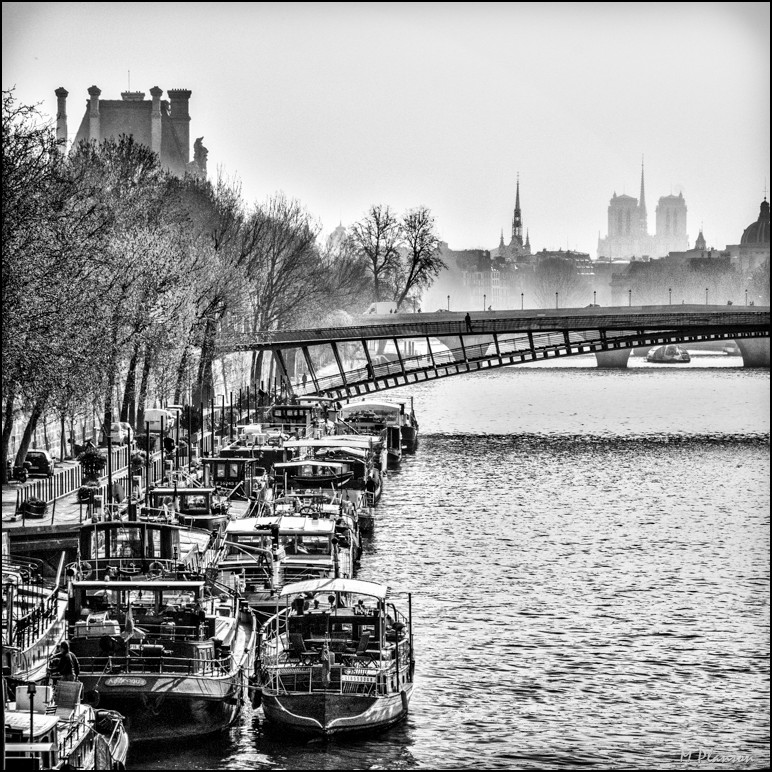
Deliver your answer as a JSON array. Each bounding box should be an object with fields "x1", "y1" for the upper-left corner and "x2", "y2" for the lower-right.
[{"x1": 3, "y1": 2, "x2": 770, "y2": 256}]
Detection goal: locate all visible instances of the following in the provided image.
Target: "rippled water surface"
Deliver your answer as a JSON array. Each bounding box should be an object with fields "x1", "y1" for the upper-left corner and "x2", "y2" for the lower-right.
[{"x1": 132, "y1": 358, "x2": 769, "y2": 770}]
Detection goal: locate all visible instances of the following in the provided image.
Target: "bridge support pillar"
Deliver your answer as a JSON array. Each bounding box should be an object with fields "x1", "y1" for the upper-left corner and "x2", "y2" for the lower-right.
[
  {"x1": 595, "y1": 348, "x2": 631, "y2": 368},
  {"x1": 736, "y1": 338, "x2": 770, "y2": 367}
]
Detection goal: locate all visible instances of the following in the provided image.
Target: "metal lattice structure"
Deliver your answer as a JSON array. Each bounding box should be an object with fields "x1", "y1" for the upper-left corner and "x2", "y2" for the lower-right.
[{"x1": 221, "y1": 306, "x2": 770, "y2": 399}]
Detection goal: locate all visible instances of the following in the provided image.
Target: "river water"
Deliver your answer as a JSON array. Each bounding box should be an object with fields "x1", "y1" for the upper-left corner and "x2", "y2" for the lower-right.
[{"x1": 132, "y1": 353, "x2": 769, "y2": 770}]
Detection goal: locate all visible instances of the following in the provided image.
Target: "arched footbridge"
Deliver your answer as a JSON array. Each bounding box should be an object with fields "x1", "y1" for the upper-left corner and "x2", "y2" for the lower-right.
[{"x1": 224, "y1": 305, "x2": 770, "y2": 399}]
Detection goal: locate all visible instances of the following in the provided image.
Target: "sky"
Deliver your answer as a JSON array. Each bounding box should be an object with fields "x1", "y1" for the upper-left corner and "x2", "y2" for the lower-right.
[{"x1": 3, "y1": 2, "x2": 770, "y2": 256}]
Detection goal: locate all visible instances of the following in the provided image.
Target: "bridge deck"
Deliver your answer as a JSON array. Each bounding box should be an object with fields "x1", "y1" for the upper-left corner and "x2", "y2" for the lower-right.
[{"x1": 228, "y1": 306, "x2": 769, "y2": 349}]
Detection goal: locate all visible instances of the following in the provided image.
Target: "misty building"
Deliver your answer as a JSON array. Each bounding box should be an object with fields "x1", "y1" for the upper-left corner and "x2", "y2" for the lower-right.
[
  {"x1": 725, "y1": 198, "x2": 770, "y2": 275},
  {"x1": 597, "y1": 164, "x2": 689, "y2": 259},
  {"x1": 55, "y1": 85, "x2": 207, "y2": 178}
]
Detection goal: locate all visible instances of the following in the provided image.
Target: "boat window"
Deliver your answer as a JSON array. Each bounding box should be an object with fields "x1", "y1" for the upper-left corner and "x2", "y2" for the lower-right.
[
  {"x1": 109, "y1": 528, "x2": 142, "y2": 559},
  {"x1": 215, "y1": 463, "x2": 227, "y2": 479},
  {"x1": 89, "y1": 529, "x2": 107, "y2": 559},
  {"x1": 182, "y1": 494, "x2": 207, "y2": 510},
  {"x1": 145, "y1": 528, "x2": 161, "y2": 558},
  {"x1": 230, "y1": 463, "x2": 240, "y2": 478}
]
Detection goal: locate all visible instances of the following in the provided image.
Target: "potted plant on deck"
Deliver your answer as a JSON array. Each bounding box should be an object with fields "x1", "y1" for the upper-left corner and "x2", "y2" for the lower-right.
[
  {"x1": 77, "y1": 443, "x2": 107, "y2": 503},
  {"x1": 21, "y1": 496, "x2": 48, "y2": 518}
]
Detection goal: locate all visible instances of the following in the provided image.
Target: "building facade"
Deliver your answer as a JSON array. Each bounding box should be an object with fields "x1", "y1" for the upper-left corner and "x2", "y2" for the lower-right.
[
  {"x1": 56, "y1": 85, "x2": 207, "y2": 177},
  {"x1": 597, "y1": 164, "x2": 689, "y2": 259}
]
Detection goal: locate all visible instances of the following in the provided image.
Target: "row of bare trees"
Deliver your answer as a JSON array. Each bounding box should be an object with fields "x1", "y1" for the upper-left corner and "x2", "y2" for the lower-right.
[{"x1": 1, "y1": 92, "x2": 448, "y2": 481}]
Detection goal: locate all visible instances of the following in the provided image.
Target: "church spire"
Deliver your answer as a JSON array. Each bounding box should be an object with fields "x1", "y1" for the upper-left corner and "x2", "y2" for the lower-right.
[
  {"x1": 512, "y1": 173, "x2": 523, "y2": 247},
  {"x1": 639, "y1": 155, "x2": 648, "y2": 235}
]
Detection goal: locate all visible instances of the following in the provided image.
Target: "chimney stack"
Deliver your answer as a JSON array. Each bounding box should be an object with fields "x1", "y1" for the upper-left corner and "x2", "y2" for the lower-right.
[
  {"x1": 149, "y1": 86, "x2": 163, "y2": 157},
  {"x1": 54, "y1": 87, "x2": 68, "y2": 148},
  {"x1": 87, "y1": 85, "x2": 101, "y2": 142},
  {"x1": 167, "y1": 89, "x2": 191, "y2": 166}
]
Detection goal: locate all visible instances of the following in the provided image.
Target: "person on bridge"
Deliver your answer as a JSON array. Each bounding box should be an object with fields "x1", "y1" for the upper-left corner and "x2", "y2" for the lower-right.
[{"x1": 465, "y1": 312, "x2": 472, "y2": 332}]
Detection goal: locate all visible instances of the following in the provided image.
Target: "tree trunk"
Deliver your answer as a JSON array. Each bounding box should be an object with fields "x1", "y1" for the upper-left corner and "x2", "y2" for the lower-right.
[
  {"x1": 197, "y1": 316, "x2": 218, "y2": 405},
  {"x1": 14, "y1": 398, "x2": 46, "y2": 466},
  {"x1": 121, "y1": 340, "x2": 140, "y2": 426},
  {"x1": 136, "y1": 344, "x2": 154, "y2": 432},
  {"x1": 174, "y1": 344, "x2": 190, "y2": 405},
  {"x1": 1, "y1": 393, "x2": 16, "y2": 484}
]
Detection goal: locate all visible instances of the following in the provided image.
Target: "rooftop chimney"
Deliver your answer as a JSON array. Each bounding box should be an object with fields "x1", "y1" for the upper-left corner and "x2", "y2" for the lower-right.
[
  {"x1": 149, "y1": 86, "x2": 163, "y2": 157},
  {"x1": 167, "y1": 89, "x2": 191, "y2": 165},
  {"x1": 54, "y1": 87, "x2": 68, "y2": 148},
  {"x1": 87, "y1": 85, "x2": 101, "y2": 142}
]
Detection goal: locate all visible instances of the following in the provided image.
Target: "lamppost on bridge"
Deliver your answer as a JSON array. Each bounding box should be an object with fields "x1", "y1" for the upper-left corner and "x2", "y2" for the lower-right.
[
  {"x1": 555, "y1": 292, "x2": 559, "y2": 309},
  {"x1": 705, "y1": 287, "x2": 709, "y2": 306},
  {"x1": 447, "y1": 295, "x2": 450, "y2": 311},
  {"x1": 745, "y1": 288, "x2": 748, "y2": 305},
  {"x1": 669, "y1": 287, "x2": 672, "y2": 305},
  {"x1": 628, "y1": 289, "x2": 632, "y2": 307},
  {"x1": 521, "y1": 292, "x2": 524, "y2": 310},
  {"x1": 483, "y1": 294, "x2": 486, "y2": 311},
  {"x1": 593, "y1": 290, "x2": 596, "y2": 305}
]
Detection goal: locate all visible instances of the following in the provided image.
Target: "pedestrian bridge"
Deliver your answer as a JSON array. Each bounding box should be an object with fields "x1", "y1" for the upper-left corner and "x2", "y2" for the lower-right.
[{"x1": 224, "y1": 305, "x2": 770, "y2": 399}]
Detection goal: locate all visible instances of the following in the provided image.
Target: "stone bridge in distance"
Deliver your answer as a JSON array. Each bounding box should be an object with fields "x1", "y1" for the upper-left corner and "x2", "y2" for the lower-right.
[{"x1": 222, "y1": 305, "x2": 770, "y2": 400}]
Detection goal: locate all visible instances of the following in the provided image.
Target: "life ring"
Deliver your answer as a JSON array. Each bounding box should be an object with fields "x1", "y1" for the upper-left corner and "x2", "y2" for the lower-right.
[
  {"x1": 78, "y1": 561, "x2": 93, "y2": 580},
  {"x1": 298, "y1": 505, "x2": 316, "y2": 515},
  {"x1": 84, "y1": 688, "x2": 100, "y2": 707},
  {"x1": 148, "y1": 561, "x2": 165, "y2": 577}
]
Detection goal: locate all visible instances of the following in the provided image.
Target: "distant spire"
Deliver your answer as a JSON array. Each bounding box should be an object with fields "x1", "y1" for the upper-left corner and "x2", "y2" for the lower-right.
[
  {"x1": 525, "y1": 229, "x2": 530, "y2": 250},
  {"x1": 512, "y1": 173, "x2": 523, "y2": 247}
]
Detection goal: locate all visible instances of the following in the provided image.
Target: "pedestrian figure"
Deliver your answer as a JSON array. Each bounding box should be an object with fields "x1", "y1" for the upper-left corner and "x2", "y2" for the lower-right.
[
  {"x1": 301, "y1": 373, "x2": 308, "y2": 388},
  {"x1": 366, "y1": 362, "x2": 374, "y2": 380},
  {"x1": 56, "y1": 641, "x2": 80, "y2": 682},
  {"x1": 465, "y1": 312, "x2": 472, "y2": 332}
]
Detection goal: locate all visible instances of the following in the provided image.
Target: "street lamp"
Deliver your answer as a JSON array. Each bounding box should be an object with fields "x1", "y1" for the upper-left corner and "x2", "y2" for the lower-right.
[
  {"x1": 483, "y1": 294, "x2": 486, "y2": 311},
  {"x1": 669, "y1": 287, "x2": 672, "y2": 305},
  {"x1": 555, "y1": 291, "x2": 559, "y2": 309},
  {"x1": 745, "y1": 288, "x2": 748, "y2": 305},
  {"x1": 628, "y1": 289, "x2": 632, "y2": 307},
  {"x1": 521, "y1": 292, "x2": 524, "y2": 310},
  {"x1": 593, "y1": 290, "x2": 597, "y2": 305},
  {"x1": 705, "y1": 287, "x2": 709, "y2": 306},
  {"x1": 447, "y1": 295, "x2": 450, "y2": 311}
]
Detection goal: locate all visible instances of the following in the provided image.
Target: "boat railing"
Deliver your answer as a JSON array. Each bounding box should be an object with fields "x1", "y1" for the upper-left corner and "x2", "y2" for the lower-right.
[
  {"x1": 76, "y1": 652, "x2": 235, "y2": 677},
  {"x1": 57, "y1": 709, "x2": 92, "y2": 758},
  {"x1": 8, "y1": 588, "x2": 64, "y2": 652}
]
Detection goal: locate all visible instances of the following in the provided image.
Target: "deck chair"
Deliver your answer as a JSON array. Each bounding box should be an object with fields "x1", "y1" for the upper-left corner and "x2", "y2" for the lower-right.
[
  {"x1": 15, "y1": 686, "x2": 53, "y2": 714},
  {"x1": 287, "y1": 633, "x2": 309, "y2": 659},
  {"x1": 53, "y1": 680, "x2": 83, "y2": 719},
  {"x1": 344, "y1": 632, "x2": 371, "y2": 657}
]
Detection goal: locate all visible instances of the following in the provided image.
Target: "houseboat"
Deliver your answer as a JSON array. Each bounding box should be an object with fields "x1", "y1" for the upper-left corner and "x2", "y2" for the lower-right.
[
  {"x1": 337, "y1": 397, "x2": 419, "y2": 460},
  {"x1": 220, "y1": 511, "x2": 356, "y2": 622},
  {"x1": 201, "y1": 452, "x2": 271, "y2": 500},
  {"x1": 142, "y1": 485, "x2": 231, "y2": 531},
  {"x1": 2, "y1": 548, "x2": 68, "y2": 685},
  {"x1": 256, "y1": 577, "x2": 414, "y2": 736},
  {"x1": 4, "y1": 679, "x2": 128, "y2": 770},
  {"x1": 59, "y1": 576, "x2": 255, "y2": 744}
]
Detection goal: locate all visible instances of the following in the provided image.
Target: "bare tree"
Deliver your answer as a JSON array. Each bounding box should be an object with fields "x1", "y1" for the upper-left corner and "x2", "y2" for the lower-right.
[
  {"x1": 393, "y1": 206, "x2": 445, "y2": 310},
  {"x1": 350, "y1": 204, "x2": 402, "y2": 302},
  {"x1": 530, "y1": 256, "x2": 588, "y2": 308}
]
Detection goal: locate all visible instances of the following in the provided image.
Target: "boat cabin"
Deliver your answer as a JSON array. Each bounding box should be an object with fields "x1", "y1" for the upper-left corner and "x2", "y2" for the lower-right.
[
  {"x1": 274, "y1": 460, "x2": 354, "y2": 489},
  {"x1": 74, "y1": 519, "x2": 215, "y2": 581},
  {"x1": 201, "y1": 456, "x2": 272, "y2": 497},
  {"x1": 64, "y1": 579, "x2": 236, "y2": 677},
  {"x1": 143, "y1": 485, "x2": 229, "y2": 529}
]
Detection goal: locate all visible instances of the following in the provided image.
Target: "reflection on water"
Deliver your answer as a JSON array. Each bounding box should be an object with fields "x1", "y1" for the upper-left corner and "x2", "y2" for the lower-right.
[{"x1": 131, "y1": 359, "x2": 769, "y2": 770}]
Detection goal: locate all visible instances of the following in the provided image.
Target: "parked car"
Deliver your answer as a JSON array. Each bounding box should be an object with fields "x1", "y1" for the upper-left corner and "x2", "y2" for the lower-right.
[
  {"x1": 101, "y1": 421, "x2": 134, "y2": 446},
  {"x1": 24, "y1": 448, "x2": 54, "y2": 478}
]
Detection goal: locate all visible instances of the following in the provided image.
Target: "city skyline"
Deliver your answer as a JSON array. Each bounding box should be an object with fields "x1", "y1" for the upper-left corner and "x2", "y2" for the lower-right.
[{"x1": 2, "y1": 2, "x2": 769, "y2": 256}]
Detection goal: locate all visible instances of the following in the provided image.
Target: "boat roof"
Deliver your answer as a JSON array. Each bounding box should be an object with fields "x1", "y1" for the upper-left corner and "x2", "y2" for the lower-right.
[
  {"x1": 340, "y1": 400, "x2": 401, "y2": 411},
  {"x1": 274, "y1": 460, "x2": 346, "y2": 470},
  {"x1": 5, "y1": 711, "x2": 59, "y2": 737},
  {"x1": 149, "y1": 487, "x2": 216, "y2": 495},
  {"x1": 280, "y1": 577, "x2": 389, "y2": 599},
  {"x1": 73, "y1": 580, "x2": 205, "y2": 590},
  {"x1": 283, "y1": 437, "x2": 377, "y2": 449},
  {"x1": 226, "y1": 517, "x2": 335, "y2": 534}
]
